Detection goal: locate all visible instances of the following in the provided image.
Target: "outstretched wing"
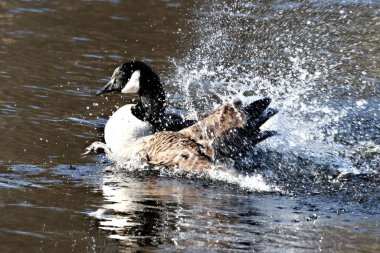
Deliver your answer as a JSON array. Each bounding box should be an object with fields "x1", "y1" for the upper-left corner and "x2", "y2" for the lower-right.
[
  {"x1": 214, "y1": 98, "x2": 278, "y2": 159},
  {"x1": 179, "y1": 104, "x2": 248, "y2": 158},
  {"x1": 132, "y1": 99, "x2": 277, "y2": 172}
]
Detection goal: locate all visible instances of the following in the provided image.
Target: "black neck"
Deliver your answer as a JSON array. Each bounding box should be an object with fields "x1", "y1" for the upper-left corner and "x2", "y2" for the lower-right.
[
  {"x1": 130, "y1": 69, "x2": 167, "y2": 129},
  {"x1": 131, "y1": 94, "x2": 165, "y2": 129}
]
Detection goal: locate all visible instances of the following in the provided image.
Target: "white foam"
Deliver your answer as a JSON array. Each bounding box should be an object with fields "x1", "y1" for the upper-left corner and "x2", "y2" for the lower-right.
[{"x1": 205, "y1": 168, "x2": 279, "y2": 192}]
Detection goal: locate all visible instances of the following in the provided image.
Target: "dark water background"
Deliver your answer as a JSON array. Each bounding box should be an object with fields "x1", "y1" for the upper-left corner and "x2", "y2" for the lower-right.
[{"x1": 0, "y1": 0, "x2": 379, "y2": 252}]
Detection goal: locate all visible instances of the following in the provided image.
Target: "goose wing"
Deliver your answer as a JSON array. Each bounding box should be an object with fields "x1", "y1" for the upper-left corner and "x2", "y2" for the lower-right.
[
  {"x1": 178, "y1": 98, "x2": 277, "y2": 160},
  {"x1": 131, "y1": 99, "x2": 276, "y2": 173},
  {"x1": 214, "y1": 98, "x2": 278, "y2": 159},
  {"x1": 135, "y1": 131, "x2": 215, "y2": 173},
  {"x1": 179, "y1": 104, "x2": 248, "y2": 158}
]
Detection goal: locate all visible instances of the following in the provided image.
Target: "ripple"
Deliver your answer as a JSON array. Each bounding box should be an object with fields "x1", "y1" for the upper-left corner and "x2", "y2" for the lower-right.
[
  {"x1": 71, "y1": 36, "x2": 92, "y2": 42},
  {"x1": 0, "y1": 228, "x2": 46, "y2": 239},
  {"x1": 0, "y1": 104, "x2": 18, "y2": 116},
  {"x1": 8, "y1": 7, "x2": 55, "y2": 14},
  {"x1": 81, "y1": 54, "x2": 104, "y2": 60},
  {"x1": 66, "y1": 116, "x2": 106, "y2": 128}
]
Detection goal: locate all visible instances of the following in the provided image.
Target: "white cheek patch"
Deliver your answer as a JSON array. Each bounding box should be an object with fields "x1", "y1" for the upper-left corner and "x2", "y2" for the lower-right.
[{"x1": 121, "y1": 70, "x2": 140, "y2": 94}]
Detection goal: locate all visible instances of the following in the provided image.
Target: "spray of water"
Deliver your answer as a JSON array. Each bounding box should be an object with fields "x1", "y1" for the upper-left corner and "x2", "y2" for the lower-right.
[{"x1": 164, "y1": 0, "x2": 379, "y2": 193}]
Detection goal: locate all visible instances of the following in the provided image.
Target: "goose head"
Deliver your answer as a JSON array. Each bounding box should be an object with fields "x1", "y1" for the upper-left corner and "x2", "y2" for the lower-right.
[{"x1": 98, "y1": 61, "x2": 166, "y2": 127}]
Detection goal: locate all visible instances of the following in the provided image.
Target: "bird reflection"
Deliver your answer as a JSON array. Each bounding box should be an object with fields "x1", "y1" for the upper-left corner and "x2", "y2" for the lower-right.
[
  {"x1": 91, "y1": 166, "x2": 167, "y2": 247},
  {"x1": 90, "y1": 165, "x2": 264, "y2": 250}
]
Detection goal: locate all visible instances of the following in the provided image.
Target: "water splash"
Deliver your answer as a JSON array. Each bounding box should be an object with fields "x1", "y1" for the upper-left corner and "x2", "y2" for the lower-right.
[
  {"x1": 205, "y1": 168, "x2": 279, "y2": 192},
  {"x1": 166, "y1": 0, "x2": 379, "y2": 194}
]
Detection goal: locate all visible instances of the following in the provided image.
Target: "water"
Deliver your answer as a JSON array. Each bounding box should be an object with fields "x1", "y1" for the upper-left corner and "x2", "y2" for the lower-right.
[{"x1": 0, "y1": 0, "x2": 379, "y2": 252}]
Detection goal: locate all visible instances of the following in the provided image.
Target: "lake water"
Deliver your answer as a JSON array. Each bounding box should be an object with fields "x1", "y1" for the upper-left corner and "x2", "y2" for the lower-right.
[{"x1": 0, "y1": 0, "x2": 379, "y2": 252}]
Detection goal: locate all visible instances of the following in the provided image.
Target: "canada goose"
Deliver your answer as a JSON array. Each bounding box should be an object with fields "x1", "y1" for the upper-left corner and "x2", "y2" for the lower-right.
[
  {"x1": 95, "y1": 61, "x2": 277, "y2": 171},
  {"x1": 96, "y1": 61, "x2": 195, "y2": 158},
  {"x1": 117, "y1": 102, "x2": 268, "y2": 173}
]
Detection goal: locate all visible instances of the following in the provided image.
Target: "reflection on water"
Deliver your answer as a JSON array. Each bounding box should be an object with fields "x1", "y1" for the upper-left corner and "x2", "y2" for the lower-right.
[
  {"x1": 0, "y1": 0, "x2": 379, "y2": 252},
  {"x1": 90, "y1": 166, "x2": 379, "y2": 252}
]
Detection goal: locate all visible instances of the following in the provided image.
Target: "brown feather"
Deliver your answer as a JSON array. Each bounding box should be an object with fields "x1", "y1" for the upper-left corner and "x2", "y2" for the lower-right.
[
  {"x1": 179, "y1": 104, "x2": 247, "y2": 158},
  {"x1": 134, "y1": 131, "x2": 214, "y2": 173},
  {"x1": 129, "y1": 104, "x2": 246, "y2": 173}
]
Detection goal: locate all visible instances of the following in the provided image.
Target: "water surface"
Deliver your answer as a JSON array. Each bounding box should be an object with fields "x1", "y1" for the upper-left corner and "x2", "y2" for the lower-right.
[{"x1": 0, "y1": 0, "x2": 379, "y2": 252}]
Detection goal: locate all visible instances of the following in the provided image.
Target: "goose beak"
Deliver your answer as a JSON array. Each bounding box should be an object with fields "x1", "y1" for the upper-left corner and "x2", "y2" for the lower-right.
[{"x1": 96, "y1": 79, "x2": 120, "y2": 96}]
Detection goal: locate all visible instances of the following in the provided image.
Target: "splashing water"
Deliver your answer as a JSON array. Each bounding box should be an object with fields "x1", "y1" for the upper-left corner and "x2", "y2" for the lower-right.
[{"x1": 164, "y1": 0, "x2": 379, "y2": 197}]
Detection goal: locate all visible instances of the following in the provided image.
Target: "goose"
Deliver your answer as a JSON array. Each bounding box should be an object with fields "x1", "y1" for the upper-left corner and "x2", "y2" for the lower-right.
[
  {"x1": 125, "y1": 102, "x2": 262, "y2": 173},
  {"x1": 95, "y1": 61, "x2": 277, "y2": 171},
  {"x1": 96, "y1": 61, "x2": 196, "y2": 158}
]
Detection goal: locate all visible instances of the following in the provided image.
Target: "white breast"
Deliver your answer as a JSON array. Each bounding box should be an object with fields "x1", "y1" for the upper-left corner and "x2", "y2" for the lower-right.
[{"x1": 104, "y1": 104, "x2": 154, "y2": 158}]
